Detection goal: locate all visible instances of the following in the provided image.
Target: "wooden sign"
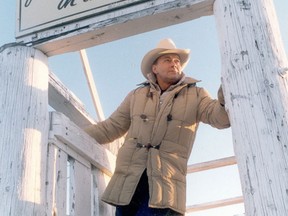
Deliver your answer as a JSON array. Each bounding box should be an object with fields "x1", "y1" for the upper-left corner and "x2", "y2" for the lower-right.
[
  {"x1": 16, "y1": 0, "x2": 147, "y2": 37},
  {"x1": 16, "y1": 0, "x2": 214, "y2": 56}
]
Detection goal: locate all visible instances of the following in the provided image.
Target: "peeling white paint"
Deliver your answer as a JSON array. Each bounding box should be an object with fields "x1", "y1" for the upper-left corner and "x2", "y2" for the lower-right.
[{"x1": 214, "y1": 0, "x2": 288, "y2": 215}]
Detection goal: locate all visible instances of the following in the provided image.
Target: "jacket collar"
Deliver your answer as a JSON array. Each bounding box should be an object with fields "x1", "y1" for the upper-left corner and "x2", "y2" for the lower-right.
[
  {"x1": 137, "y1": 73, "x2": 200, "y2": 91},
  {"x1": 182, "y1": 76, "x2": 201, "y2": 85}
]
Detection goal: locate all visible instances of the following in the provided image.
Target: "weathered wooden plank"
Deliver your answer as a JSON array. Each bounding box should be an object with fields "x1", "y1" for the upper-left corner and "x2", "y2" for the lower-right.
[
  {"x1": 0, "y1": 45, "x2": 49, "y2": 216},
  {"x1": 214, "y1": 0, "x2": 288, "y2": 215},
  {"x1": 48, "y1": 71, "x2": 96, "y2": 128},
  {"x1": 49, "y1": 111, "x2": 116, "y2": 176},
  {"x1": 18, "y1": 0, "x2": 214, "y2": 56},
  {"x1": 48, "y1": 71, "x2": 122, "y2": 155},
  {"x1": 91, "y1": 167, "x2": 115, "y2": 216},
  {"x1": 67, "y1": 157, "x2": 76, "y2": 216},
  {"x1": 79, "y1": 49, "x2": 105, "y2": 122},
  {"x1": 45, "y1": 143, "x2": 55, "y2": 216},
  {"x1": 47, "y1": 138, "x2": 114, "y2": 215},
  {"x1": 186, "y1": 196, "x2": 244, "y2": 213},
  {"x1": 46, "y1": 143, "x2": 68, "y2": 216},
  {"x1": 51, "y1": 138, "x2": 91, "y2": 169},
  {"x1": 73, "y1": 160, "x2": 92, "y2": 216},
  {"x1": 187, "y1": 156, "x2": 237, "y2": 173}
]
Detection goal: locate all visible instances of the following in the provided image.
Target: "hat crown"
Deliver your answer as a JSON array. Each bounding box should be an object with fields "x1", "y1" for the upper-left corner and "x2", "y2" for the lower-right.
[
  {"x1": 156, "y1": 38, "x2": 177, "y2": 49},
  {"x1": 141, "y1": 38, "x2": 190, "y2": 79}
]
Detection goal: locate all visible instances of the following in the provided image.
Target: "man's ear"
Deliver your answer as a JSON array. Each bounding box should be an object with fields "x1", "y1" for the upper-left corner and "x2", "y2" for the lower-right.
[{"x1": 152, "y1": 65, "x2": 157, "y2": 75}]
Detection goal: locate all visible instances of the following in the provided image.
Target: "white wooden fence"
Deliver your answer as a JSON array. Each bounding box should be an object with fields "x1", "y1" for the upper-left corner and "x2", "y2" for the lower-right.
[
  {"x1": 47, "y1": 111, "x2": 115, "y2": 216},
  {"x1": 48, "y1": 70, "x2": 120, "y2": 216}
]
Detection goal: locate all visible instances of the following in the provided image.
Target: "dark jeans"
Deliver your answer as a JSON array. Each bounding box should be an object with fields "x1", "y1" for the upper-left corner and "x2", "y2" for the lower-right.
[{"x1": 115, "y1": 171, "x2": 183, "y2": 216}]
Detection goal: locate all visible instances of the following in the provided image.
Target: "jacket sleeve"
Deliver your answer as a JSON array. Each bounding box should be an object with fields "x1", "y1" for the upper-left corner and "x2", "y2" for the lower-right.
[
  {"x1": 84, "y1": 91, "x2": 133, "y2": 144},
  {"x1": 197, "y1": 86, "x2": 230, "y2": 129}
]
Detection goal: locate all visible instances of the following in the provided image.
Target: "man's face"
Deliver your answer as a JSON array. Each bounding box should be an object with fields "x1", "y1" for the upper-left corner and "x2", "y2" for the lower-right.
[{"x1": 152, "y1": 54, "x2": 182, "y2": 87}]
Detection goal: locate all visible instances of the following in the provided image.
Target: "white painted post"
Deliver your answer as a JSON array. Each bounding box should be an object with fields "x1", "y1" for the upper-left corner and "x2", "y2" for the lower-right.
[
  {"x1": 214, "y1": 0, "x2": 288, "y2": 215},
  {"x1": 0, "y1": 45, "x2": 49, "y2": 215}
]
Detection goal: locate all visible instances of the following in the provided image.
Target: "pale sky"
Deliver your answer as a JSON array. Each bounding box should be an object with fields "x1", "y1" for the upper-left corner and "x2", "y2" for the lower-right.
[{"x1": 1, "y1": 1, "x2": 287, "y2": 215}]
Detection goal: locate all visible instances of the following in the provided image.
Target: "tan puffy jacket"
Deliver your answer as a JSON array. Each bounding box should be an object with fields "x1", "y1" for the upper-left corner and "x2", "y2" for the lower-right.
[{"x1": 85, "y1": 76, "x2": 230, "y2": 214}]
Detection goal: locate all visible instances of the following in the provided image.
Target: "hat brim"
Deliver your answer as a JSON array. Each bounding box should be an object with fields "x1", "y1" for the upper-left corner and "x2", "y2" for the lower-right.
[{"x1": 141, "y1": 48, "x2": 190, "y2": 79}]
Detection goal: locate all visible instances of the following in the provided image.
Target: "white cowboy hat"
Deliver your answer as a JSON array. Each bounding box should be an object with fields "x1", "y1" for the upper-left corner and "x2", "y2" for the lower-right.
[{"x1": 141, "y1": 38, "x2": 190, "y2": 79}]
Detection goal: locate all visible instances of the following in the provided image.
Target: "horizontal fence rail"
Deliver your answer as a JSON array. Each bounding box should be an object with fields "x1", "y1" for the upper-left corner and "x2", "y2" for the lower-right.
[
  {"x1": 48, "y1": 71, "x2": 122, "y2": 155},
  {"x1": 187, "y1": 156, "x2": 237, "y2": 174},
  {"x1": 186, "y1": 196, "x2": 244, "y2": 213},
  {"x1": 186, "y1": 156, "x2": 244, "y2": 214}
]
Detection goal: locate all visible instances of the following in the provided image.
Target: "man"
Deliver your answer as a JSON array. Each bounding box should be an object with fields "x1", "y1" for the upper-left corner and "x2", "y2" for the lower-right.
[{"x1": 85, "y1": 39, "x2": 230, "y2": 215}]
